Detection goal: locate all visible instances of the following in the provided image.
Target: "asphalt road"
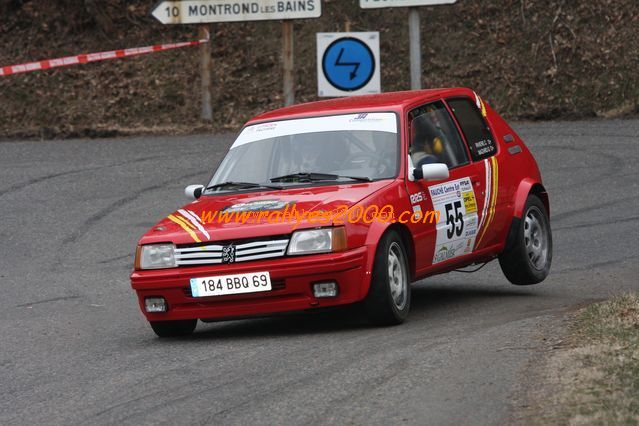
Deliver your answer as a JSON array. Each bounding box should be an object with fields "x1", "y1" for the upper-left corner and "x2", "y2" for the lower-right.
[{"x1": 1, "y1": 119, "x2": 638, "y2": 425}]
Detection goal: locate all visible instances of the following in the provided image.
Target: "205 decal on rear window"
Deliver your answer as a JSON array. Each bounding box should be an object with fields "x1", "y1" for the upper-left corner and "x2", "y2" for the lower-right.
[{"x1": 429, "y1": 177, "x2": 479, "y2": 264}]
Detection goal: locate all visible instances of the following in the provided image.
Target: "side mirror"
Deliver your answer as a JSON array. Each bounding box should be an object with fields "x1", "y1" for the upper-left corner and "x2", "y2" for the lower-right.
[
  {"x1": 413, "y1": 163, "x2": 449, "y2": 181},
  {"x1": 184, "y1": 184, "x2": 204, "y2": 200}
]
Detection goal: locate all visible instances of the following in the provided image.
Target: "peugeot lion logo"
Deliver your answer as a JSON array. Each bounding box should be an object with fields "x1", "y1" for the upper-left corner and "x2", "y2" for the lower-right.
[{"x1": 221, "y1": 244, "x2": 236, "y2": 264}]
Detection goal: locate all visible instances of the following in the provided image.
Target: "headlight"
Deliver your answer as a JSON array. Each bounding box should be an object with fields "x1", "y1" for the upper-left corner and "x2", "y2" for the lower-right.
[
  {"x1": 287, "y1": 227, "x2": 347, "y2": 255},
  {"x1": 136, "y1": 244, "x2": 177, "y2": 269}
]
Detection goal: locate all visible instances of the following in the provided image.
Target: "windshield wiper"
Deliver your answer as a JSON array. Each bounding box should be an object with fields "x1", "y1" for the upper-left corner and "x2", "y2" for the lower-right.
[
  {"x1": 206, "y1": 181, "x2": 284, "y2": 191},
  {"x1": 270, "y1": 172, "x2": 372, "y2": 183}
]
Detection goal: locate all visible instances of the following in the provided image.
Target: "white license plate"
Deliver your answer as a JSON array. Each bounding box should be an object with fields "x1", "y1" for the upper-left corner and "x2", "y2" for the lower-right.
[{"x1": 189, "y1": 271, "x2": 271, "y2": 298}]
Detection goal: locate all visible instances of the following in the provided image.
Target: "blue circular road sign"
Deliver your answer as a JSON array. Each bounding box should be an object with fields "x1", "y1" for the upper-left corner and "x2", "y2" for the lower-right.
[{"x1": 322, "y1": 37, "x2": 376, "y2": 92}]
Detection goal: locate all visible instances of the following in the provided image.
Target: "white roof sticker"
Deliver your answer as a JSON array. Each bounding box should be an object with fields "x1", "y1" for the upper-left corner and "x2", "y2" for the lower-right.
[{"x1": 232, "y1": 112, "x2": 397, "y2": 148}]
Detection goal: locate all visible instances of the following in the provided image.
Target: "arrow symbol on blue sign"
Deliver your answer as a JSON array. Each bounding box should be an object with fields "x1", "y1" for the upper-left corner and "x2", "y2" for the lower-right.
[{"x1": 335, "y1": 48, "x2": 360, "y2": 80}]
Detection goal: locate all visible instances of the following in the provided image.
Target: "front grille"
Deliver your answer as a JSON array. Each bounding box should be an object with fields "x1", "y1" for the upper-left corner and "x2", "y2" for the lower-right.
[{"x1": 175, "y1": 238, "x2": 289, "y2": 266}]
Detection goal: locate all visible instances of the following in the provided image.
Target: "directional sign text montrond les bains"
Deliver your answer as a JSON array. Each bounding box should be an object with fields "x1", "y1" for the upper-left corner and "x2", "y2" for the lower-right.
[{"x1": 153, "y1": 0, "x2": 321, "y2": 24}]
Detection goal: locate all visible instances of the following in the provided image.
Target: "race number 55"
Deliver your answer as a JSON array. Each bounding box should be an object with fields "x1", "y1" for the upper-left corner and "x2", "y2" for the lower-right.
[{"x1": 445, "y1": 201, "x2": 464, "y2": 239}]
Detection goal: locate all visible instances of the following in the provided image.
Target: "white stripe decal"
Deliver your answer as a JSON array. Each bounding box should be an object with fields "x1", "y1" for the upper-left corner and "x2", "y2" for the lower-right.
[
  {"x1": 477, "y1": 159, "x2": 491, "y2": 233},
  {"x1": 188, "y1": 210, "x2": 203, "y2": 223},
  {"x1": 178, "y1": 209, "x2": 211, "y2": 240}
]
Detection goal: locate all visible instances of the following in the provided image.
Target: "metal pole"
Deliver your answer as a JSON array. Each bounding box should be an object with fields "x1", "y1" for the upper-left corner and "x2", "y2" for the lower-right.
[
  {"x1": 199, "y1": 25, "x2": 212, "y2": 121},
  {"x1": 282, "y1": 20, "x2": 295, "y2": 106},
  {"x1": 408, "y1": 7, "x2": 421, "y2": 90}
]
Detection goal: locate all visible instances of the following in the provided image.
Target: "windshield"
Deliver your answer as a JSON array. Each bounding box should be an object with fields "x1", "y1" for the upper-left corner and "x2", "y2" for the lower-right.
[{"x1": 207, "y1": 112, "x2": 399, "y2": 192}]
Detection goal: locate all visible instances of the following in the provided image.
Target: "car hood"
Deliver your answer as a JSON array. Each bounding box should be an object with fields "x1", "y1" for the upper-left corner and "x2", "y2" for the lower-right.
[{"x1": 139, "y1": 180, "x2": 394, "y2": 245}]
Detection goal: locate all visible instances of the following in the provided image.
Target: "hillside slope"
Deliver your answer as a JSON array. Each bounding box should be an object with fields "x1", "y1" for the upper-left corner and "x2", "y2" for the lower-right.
[{"x1": 0, "y1": 0, "x2": 637, "y2": 138}]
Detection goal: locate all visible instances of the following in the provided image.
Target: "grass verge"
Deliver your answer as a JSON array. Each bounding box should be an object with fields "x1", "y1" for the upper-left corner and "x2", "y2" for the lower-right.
[{"x1": 529, "y1": 293, "x2": 639, "y2": 425}]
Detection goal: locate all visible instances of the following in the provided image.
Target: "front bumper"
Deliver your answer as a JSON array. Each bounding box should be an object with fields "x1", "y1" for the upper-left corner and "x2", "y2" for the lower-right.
[{"x1": 130, "y1": 246, "x2": 370, "y2": 322}]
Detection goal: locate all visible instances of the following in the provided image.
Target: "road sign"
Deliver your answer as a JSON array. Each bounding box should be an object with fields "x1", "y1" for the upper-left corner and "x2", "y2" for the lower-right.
[
  {"x1": 317, "y1": 32, "x2": 380, "y2": 97},
  {"x1": 359, "y1": 0, "x2": 456, "y2": 8},
  {"x1": 151, "y1": 1, "x2": 322, "y2": 112},
  {"x1": 152, "y1": 0, "x2": 321, "y2": 24}
]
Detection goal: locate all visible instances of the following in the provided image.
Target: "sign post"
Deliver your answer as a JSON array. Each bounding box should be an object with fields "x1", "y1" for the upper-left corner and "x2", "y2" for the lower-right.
[
  {"x1": 151, "y1": 0, "x2": 322, "y2": 115},
  {"x1": 282, "y1": 21, "x2": 295, "y2": 106},
  {"x1": 408, "y1": 7, "x2": 421, "y2": 90},
  {"x1": 199, "y1": 25, "x2": 212, "y2": 121},
  {"x1": 359, "y1": 0, "x2": 457, "y2": 90}
]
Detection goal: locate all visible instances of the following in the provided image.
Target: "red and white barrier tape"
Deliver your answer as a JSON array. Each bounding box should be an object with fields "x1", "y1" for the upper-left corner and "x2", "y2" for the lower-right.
[{"x1": 0, "y1": 36, "x2": 209, "y2": 77}]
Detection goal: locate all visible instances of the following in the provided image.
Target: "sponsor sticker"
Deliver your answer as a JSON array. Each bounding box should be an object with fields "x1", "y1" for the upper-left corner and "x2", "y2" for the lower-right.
[
  {"x1": 462, "y1": 190, "x2": 477, "y2": 214},
  {"x1": 412, "y1": 205, "x2": 423, "y2": 220},
  {"x1": 429, "y1": 177, "x2": 479, "y2": 264},
  {"x1": 410, "y1": 191, "x2": 425, "y2": 205},
  {"x1": 232, "y1": 112, "x2": 397, "y2": 148}
]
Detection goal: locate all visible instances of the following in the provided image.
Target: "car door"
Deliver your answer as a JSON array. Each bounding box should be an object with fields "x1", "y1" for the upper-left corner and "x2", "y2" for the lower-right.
[{"x1": 404, "y1": 100, "x2": 487, "y2": 275}]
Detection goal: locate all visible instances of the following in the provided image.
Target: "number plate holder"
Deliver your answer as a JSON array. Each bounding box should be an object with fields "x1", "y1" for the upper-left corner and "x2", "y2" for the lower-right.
[{"x1": 189, "y1": 272, "x2": 272, "y2": 298}]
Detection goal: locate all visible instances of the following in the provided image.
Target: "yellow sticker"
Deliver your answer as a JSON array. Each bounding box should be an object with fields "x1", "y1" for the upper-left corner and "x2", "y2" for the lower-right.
[{"x1": 462, "y1": 191, "x2": 478, "y2": 214}]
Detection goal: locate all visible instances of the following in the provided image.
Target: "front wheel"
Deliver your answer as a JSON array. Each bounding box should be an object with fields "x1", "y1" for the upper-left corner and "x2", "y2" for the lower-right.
[
  {"x1": 499, "y1": 195, "x2": 552, "y2": 285},
  {"x1": 150, "y1": 319, "x2": 197, "y2": 338},
  {"x1": 365, "y1": 230, "x2": 411, "y2": 326}
]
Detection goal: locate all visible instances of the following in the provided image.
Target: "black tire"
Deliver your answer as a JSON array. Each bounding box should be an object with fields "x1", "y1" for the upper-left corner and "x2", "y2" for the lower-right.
[
  {"x1": 365, "y1": 230, "x2": 411, "y2": 326},
  {"x1": 150, "y1": 319, "x2": 197, "y2": 338},
  {"x1": 499, "y1": 195, "x2": 552, "y2": 285}
]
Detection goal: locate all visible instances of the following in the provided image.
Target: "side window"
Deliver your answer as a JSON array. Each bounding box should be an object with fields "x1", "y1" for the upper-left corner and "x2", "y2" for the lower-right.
[
  {"x1": 447, "y1": 98, "x2": 496, "y2": 160},
  {"x1": 409, "y1": 101, "x2": 469, "y2": 170}
]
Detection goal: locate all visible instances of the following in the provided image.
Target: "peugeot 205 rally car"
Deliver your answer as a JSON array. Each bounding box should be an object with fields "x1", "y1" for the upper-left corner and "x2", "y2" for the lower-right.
[{"x1": 131, "y1": 88, "x2": 552, "y2": 337}]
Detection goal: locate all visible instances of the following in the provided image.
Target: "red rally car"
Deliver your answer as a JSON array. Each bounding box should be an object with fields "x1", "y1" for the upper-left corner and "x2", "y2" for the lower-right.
[{"x1": 131, "y1": 88, "x2": 552, "y2": 337}]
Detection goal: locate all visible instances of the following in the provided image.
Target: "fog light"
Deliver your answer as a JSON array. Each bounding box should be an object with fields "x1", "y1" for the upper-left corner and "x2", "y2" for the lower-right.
[
  {"x1": 145, "y1": 297, "x2": 167, "y2": 313},
  {"x1": 313, "y1": 282, "x2": 338, "y2": 298}
]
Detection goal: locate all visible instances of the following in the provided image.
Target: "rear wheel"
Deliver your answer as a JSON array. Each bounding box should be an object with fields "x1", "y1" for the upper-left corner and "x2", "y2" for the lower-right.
[
  {"x1": 150, "y1": 319, "x2": 197, "y2": 338},
  {"x1": 365, "y1": 230, "x2": 411, "y2": 325},
  {"x1": 499, "y1": 195, "x2": 552, "y2": 285}
]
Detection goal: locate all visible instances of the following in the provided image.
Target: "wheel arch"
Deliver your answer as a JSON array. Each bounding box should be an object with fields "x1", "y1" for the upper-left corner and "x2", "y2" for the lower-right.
[
  {"x1": 505, "y1": 180, "x2": 550, "y2": 253},
  {"x1": 530, "y1": 183, "x2": 549, "y2": 216},
  {"x1": 362, "y1": 221, "x2": 416, "y2": 297},
  {"x1": 387, "y1": 223, "x2": 416, "y2": 282},
  {"x1": 513, "y1": 179, "x2": 550, "y2": 218}
]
